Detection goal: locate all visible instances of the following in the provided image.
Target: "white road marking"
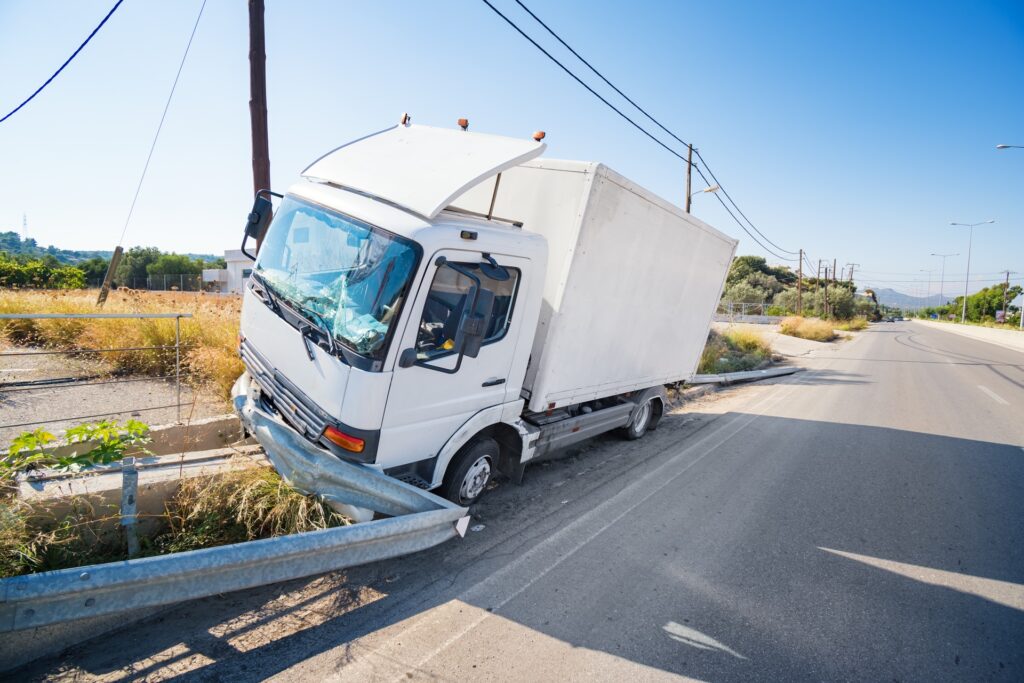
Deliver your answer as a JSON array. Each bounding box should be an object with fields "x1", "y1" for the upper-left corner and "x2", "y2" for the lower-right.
[
  {"x1": 978, "y1": 385, "x2": 1009, "y2": 405},
  {"x1": 663, "y1": 621, "x2": 747, "y2": 659}
]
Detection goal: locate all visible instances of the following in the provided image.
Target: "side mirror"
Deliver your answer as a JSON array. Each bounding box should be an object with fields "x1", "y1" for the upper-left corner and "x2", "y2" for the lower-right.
[
  {"x1": 455, "y1": 287, "x2": 495, "y2": 359},
  {"x1": 241, "y1": 190, "x2": 281, "y2": 260},
  {"x1": 245, "y1": 195, "x2": 273, "y2": 239}
]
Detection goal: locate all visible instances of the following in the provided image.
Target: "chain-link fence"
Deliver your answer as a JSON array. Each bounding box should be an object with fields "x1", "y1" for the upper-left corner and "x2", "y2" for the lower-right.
[{"x1": 86, "y1": 274, "x2": 206, "y2": 291}]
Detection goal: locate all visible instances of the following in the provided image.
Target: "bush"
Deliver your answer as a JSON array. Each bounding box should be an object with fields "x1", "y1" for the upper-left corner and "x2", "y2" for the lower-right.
[
  {"x1": 0, "y1": 253, "x2": 85, "y2": 289},
  {"x1": 779, "y1": 316, "x2": 837, "y2": 342},
  {"x1": 698, "y1": 328, "x2": 772, "y2": 373}
]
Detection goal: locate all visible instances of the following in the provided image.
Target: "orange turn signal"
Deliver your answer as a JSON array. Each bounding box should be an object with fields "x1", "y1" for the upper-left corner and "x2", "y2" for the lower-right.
[{"x1": 323, "y1": 426, "x2": 365, "y2": 453}]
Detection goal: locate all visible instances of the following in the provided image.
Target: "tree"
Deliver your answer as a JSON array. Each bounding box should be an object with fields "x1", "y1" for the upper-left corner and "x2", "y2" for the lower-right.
[
  {"x1": 114, "y1": 246, "x2": 162, "y2": 286},
  {"x1": 146, "y1": 253, "x2": 204, "y2": 277},
  {"x1": 79, "y1": 256, "x2": 110, "y2": 284}
]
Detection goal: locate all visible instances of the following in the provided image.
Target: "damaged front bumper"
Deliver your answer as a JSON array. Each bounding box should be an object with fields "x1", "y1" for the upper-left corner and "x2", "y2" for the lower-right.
[{"x1": 233, "y1": 372, "x2": 469, "y2": 527}]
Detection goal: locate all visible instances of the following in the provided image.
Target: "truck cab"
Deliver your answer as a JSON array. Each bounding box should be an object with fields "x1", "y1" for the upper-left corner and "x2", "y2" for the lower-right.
[{"x1": 238, "y1": 123, "x2": 550, "y2": 505}]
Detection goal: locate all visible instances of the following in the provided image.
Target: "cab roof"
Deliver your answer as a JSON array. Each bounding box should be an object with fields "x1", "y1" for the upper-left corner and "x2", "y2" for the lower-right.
[{"x1": 302, "y1": 123, "x2": 546, "y2": 220}]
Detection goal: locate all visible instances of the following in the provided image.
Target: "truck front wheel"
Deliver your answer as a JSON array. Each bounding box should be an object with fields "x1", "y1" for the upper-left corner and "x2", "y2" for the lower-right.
[{"x1": 441, "y1": 438, "x2": 498, "y2": 506}]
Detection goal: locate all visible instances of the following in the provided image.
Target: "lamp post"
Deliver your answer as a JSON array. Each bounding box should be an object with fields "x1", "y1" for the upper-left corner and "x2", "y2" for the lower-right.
[
  {"x1": 919, "y1": 269, "x2": 934, "y2": 307},
  {"x1": 689, "y1": 184, "x2": 720, "y2": 200},
  {"x1": 930, "y1": 252, "x2": 958, "y2": 313},
  {"x1": 950, "y1": 220, "x2": 995, "y2": 323}
]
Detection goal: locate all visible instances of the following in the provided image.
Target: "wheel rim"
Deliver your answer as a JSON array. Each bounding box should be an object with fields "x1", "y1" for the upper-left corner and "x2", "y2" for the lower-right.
[
  {"x1": 632, "y1": 401, "x2": 651, "y2": 433},
  {"x1": 460, "y1": 455, "x2": 492, "y2": 501}
]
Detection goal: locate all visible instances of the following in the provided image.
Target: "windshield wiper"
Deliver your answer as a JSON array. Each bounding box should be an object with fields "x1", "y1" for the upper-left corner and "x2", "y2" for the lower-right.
[
  {"x1": 250, "y1": 271, "x2": 281, "y2": 314},
  {"x1": 295, "y1": 305, "x2": 337, "y2": 359}
]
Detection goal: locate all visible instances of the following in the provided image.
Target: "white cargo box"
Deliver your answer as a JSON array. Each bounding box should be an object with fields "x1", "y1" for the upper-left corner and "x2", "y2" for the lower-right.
[{"x1": 453, "y1": 159, "x2": 737, "y2": 413}]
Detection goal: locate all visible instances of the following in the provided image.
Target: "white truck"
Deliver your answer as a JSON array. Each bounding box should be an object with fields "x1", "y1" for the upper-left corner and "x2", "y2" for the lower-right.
[{"x1": 233, "y1": 121, "x2": 737, "y2": 506}]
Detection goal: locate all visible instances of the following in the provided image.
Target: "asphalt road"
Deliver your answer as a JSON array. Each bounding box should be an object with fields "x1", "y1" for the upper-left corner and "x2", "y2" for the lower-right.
[{"x1": 20, "y1": 321, "x2": 1024, "y2": 682}]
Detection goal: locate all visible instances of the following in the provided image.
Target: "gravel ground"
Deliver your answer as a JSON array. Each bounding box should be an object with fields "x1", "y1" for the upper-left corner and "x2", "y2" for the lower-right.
[{"x1": 0, "y1": 343, "x2": 228, "y2": 445}]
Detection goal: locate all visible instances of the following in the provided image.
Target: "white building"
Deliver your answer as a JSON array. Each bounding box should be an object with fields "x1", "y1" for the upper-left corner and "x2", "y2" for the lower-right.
[{"x1": 202, "y1": 249, "x2": 254, "y2": 294}]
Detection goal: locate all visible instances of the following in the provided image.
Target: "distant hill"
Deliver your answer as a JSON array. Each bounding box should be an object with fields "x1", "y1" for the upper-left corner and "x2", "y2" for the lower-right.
[
  {"x1": 0, "y1": 231, "x2": 218, "y2": 265},
  {"x1": 0, "y1": 231, "x2": 111, "y2": 264},
  {"x1": 868, "y1": 287, "x2": 949, "y2": 310}
]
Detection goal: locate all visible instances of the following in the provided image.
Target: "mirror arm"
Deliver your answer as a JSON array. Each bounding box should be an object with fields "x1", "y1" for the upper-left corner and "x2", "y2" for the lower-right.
[{"x1": 241, "y1": 232, "x2": 257, "y2": 261}]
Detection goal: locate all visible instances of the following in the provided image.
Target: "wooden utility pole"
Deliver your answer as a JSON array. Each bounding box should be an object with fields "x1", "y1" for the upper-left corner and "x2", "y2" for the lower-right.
[
  {"x1": 797, "y1": 249, "x2": 803, "y2": 315},
  {"x1": 824, "y1": 266, "x2": 830, "y2": 317},
  {"x1": 684, "y1": 144, "x2": 693, "y2": 214},
  {"x1": 1000, "y1": 270, "x2": 1016, "y2": 322},
  {"x1": 846, "y1": 262, "x2": 859, "y2": 283},
  {"x1": 249, "y1": 0, "x2": 271, "y2": 251}
]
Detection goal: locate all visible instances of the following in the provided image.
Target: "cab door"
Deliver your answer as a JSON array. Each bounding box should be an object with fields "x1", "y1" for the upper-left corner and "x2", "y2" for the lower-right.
[{"x1": 379, "y1": 249, "x2": 529, "y2": 469}]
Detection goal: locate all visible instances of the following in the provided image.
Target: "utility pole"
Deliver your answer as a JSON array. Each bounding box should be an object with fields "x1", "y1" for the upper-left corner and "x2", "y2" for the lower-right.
[
  {"x1": 249, "y1": 0, "x2": 271, "y2": 251},
  {"x1": 846, "y1": 263, "x2": 859, "y2": 283},
  {"x1": 999, "y1": 270, "x2": 1017, "y2": 323},
  {"x1": 684, "y1": 144, "x2": 693, "y2": 214},
  {"x1": 797, "y1": 249, "x2": 803, "y2": 315},
  {"x1": 824, "y1": 266, "x2": 830, "y2": 318}
]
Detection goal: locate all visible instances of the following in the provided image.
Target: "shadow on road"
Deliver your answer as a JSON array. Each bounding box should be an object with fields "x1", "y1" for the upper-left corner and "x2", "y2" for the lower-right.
[{"x1": 15, "y1": 412, "x2": 1024, "y2": 682}]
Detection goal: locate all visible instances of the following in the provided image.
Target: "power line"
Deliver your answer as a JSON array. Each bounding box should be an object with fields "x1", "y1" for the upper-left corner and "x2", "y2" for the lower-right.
[
  {"x1": 117, "y1": 0, "x2": 207, "y2": 246},
  {"x1": 511, "y1": 0, "x2": 691, "y2": 150},
  {"x1": 482, "y1": 0, "x2": 800, "y2": 262},
  {"x1": 0, "y1": 0, "x2": 125, "y2": 124},
  {"x1": 479, "y1": 0, "x2": 688, "y2": 164},
  {"x1": 693, "y1": 149, "x2": 800, "y2": 255}
]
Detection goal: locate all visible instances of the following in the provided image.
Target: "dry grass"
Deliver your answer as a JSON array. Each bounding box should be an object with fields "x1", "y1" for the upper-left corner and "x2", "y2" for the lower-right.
[
  {"x1": 155, "y1": 465, "x2": 351, "y2": 554},
  {"x1": 779, "y1": 316, "x2": 837, "y2": 342},
  {"x1": 698, "y1": 328, "x2": 772, "y2": 374},
  {"x1": 834, "y1": 317, "x2": 869, "y2": 332},
  {"x1": 1, "y1": 464, "x2": 351, "y2": 577},
  {"x1": 0, "y1": 289, "x2": 244, "y2": 399}
]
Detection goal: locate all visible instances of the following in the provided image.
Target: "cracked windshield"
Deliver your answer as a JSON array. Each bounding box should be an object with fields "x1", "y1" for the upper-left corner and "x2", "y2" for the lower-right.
[{"x1": 255, "y1": 196, "x2": 418, "y2": 356}]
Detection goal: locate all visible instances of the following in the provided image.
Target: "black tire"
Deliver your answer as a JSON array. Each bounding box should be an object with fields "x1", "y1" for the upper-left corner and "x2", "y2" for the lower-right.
[
  {"x1": 440, "y1": 437, "x2": 499, "y2": 506},
  {"x1": 621, "y1": 398, "x2": 655, "y2": 440}
]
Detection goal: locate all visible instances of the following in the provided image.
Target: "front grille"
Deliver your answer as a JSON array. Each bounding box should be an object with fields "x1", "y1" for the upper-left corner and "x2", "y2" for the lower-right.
[{"x1": 240, "y1": 340, "x2": 331, "y2": 440}]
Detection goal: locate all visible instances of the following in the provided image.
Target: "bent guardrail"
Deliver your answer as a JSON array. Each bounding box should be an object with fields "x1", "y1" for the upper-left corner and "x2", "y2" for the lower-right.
[
  {"x1": 0, "y1": 376, "x2": 470, "y2": 634},
  {"x1": 0, "y1": 505, "x2": 467, "y2": 632}
]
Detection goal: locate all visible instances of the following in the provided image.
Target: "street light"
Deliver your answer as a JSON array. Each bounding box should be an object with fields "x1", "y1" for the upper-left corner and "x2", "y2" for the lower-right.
[
  {"x1": 689, "y1": 184, "x2": 720, "y2": 199},
  {"x1": 950, "y1": 220, "x2": 995, "y2": 323},
  {"x1": 996, "y1": 144, "x2": 1024, "y2": 150},
  {"x1": 930, "y1": 252, "x2": 958, "y2": 311},
  {"x1": 919, "y1": 269, "x2": 934, "y2": 303}
]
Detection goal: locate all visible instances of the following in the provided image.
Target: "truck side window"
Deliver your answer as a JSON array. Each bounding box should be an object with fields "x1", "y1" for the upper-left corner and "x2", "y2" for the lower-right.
[{"x1": 416, "y1": 262, "x2": 520, "y2": 359}]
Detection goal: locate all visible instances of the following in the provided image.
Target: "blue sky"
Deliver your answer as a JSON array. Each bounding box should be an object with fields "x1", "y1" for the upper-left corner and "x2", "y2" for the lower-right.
[{"x1": 1, "y1": 0, "x2": 1021, "y2": 297}]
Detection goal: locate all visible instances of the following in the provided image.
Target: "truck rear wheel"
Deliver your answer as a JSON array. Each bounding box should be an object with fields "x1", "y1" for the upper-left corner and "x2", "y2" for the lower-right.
[
  {"x1": 441, "y1": 438, "x2": 498, "y2": 506},
  {"x1": 621, "y1": 398, "x2": 655, "y2": 440}
]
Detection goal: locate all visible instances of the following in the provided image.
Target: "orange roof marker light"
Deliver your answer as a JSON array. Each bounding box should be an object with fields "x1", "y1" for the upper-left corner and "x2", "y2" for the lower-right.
[{"x1": 532, "y1": 131, "x2": 546, "y2": 142}]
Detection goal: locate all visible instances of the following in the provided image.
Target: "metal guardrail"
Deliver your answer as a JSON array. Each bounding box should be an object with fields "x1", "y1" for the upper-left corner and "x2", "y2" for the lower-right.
[
  {"x1": 0, "y1": 312, "x2": 192, "y2": 426},
  {"x1": 0, "y1": 506, "x2": 467, "y2": 632},
  {"x1": 689, "y1": 367, "x2": 800, "y2": 385},
  {"x1": 0, "y1": 374, "x2": 470, "y2": 634}
]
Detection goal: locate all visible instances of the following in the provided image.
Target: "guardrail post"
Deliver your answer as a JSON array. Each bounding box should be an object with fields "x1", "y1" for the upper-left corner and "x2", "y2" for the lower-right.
[
  {"x1": 120, "y1": 457, "x2": 140, "y2": 559},
  {"x1": 175, "y1": 315, "x2": 182, "y2": 424}
]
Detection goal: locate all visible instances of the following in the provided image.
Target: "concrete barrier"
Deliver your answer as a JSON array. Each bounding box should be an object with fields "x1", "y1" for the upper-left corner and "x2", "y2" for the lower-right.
[{"x1": 912, "y1": 319, "x2": 1024, "y2": 354}]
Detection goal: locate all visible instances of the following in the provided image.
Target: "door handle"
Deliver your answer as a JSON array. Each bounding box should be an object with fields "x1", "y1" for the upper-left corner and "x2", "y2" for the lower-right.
[{"x1": 482, "y1": 378, "x2": 506, "y2": 387}]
